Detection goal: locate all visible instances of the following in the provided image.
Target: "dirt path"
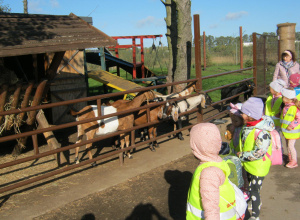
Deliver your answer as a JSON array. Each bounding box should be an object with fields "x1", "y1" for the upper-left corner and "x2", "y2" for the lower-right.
[
  {"x1": 34, "y1": 152, "x2": 300, "y2": 220},
  {"x1": 34, "y1": 153, "x2": 198, "y2": 220}
]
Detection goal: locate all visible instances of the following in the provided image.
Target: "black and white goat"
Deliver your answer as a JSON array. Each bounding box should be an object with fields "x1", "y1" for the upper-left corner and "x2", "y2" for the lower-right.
[
  {"x1": 221, "y1": 80, "x2": 255, "y2": 104},
  {"x1": 168, "y1": 93, "x2": 206, "y2": 140}
]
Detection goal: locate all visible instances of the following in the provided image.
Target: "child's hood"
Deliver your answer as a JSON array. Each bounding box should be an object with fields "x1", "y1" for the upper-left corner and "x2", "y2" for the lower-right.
[
  {"x1": 250, "y1": 115, "x2": 275, "y2": 132},
  {"x1": 190, "y1": 123, "x2": 223, "y2": 163}
]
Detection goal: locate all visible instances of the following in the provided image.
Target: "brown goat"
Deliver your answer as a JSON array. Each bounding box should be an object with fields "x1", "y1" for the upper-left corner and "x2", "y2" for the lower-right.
[
  {"x1": 109, "y1": 99, "x2": 173, "y2": 151},
  {"x1": 70, "y1": 90, "x2": 156, "y2": 166}
]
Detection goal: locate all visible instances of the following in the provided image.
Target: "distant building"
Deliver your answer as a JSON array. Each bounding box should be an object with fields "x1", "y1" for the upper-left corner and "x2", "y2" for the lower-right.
[{"x1": 243, "y1": 42, "x2": 253, "y2": 47}]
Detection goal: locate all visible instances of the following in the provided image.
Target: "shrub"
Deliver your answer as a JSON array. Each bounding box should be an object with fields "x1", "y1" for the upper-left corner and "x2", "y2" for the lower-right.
[{"x1": 245, "y1": 60, "x2": 253, "y2": 68}]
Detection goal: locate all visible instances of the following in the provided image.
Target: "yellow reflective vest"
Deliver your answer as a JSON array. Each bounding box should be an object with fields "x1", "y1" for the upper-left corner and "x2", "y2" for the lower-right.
[
  {"x1": 186, "y1": 161, "x2": 236, "y2": 220},
  {"x1": 265, "y1": 95, "x2": 282, "y2": 127},
  {"x1": 281, "y1": 105, "x2": 300, "y2": 139},
  {"x1": 239, "y1": 128, "x2": 272, "y2": 177}
]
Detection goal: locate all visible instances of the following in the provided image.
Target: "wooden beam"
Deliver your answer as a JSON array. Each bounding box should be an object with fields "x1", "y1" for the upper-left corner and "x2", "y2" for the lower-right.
[
  {"x1": 36, "y1": 110, "x2": 68, "y2": 166},
  {"x1": 46, "y1": 51, "x2": 65, "y2": 80},
  {"x1": 26, "y1": 80, "x2": 48, "y2": 125},
  {"x1": 16, "y1": 81, "x2": 34, "y2": 126}
]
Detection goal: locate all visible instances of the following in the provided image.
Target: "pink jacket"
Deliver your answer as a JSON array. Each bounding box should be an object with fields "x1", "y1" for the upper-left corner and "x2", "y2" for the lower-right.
[
  {"x1": 273, "y1": 61, "x2": 300, "y2": 85},
  {"x1": 200, "y1": 166, "x2": 225, "y2": 220}
]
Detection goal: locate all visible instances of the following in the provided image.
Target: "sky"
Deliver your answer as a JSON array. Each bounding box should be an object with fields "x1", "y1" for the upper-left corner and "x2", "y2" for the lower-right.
[{"x1": 3, "y1": 0, "x2": 300, "y2": 47}]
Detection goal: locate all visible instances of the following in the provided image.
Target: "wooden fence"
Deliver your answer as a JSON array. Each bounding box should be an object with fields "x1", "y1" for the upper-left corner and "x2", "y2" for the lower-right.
[{"x1": 0, "y1": 15, "x2": 257, "y2": 195}]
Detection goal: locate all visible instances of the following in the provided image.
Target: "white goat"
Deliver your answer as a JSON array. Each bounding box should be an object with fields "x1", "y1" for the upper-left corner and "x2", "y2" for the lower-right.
[{"x1": 155, "y1": 83, "x2": 196, "y2": 101}]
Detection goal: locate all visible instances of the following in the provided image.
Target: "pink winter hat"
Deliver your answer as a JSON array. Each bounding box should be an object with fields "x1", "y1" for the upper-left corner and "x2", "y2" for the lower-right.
[
  {"x1": 190, "y1": 123, "x2": 222, "y2": 163},
  {"x1": 289, "y1": 73, "x2": 300, "y2": 88}
]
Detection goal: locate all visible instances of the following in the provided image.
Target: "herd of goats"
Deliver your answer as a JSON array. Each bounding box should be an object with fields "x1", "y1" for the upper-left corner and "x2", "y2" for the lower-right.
[
  {"x1": 69, "y1": 80, "x2": 255, "y2": 167},
  {"x1": 70, "y1": 83, "x2": 208, "y2": 166}
]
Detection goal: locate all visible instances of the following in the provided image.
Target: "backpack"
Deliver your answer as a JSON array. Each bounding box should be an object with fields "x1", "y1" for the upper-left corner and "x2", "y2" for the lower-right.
[
  {"x1": 222, "y1": 155, "x2": 244, "y2": 188},
  {"x1": 255, "y1": 129, "x2": 283, "y2": 165}
]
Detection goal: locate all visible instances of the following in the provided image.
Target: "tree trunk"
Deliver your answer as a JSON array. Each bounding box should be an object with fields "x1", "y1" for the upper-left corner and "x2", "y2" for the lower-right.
[
  {"x1": 161, "y1": 0, "x2": 177, "y2": 94},
  {"x1": 23, "y1": 0, "x2": 28, "y2": 14},
  {"x1": 161, "y1": 0, "x2": 192, "y2": 93}
]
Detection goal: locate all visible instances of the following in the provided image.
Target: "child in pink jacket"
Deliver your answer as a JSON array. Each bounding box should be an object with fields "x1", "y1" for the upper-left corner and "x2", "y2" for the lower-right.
[{"x1": 281, "y1": 88, "x2": 300, "y2": 168}]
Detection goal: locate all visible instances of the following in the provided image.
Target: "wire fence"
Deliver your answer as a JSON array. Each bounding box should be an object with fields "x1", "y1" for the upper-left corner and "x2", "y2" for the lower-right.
[{"x1": 255, "y1": 34, "x2": 279, "y2": 95}]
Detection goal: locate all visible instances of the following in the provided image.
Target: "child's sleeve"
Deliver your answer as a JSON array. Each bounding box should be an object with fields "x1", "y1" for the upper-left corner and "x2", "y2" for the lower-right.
[
  {"x1": 272, "y1": 63, "x2": 280, "y2": 81},
  {"x1": 200, "y1": 166, "x2": 224, "y2": 220},
  {"x1": 239, "y1": 130, "x2": 271, "y2": 161}
]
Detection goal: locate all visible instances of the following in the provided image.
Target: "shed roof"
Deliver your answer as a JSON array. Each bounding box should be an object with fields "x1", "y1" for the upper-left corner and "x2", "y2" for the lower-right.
[{"x1": 0, "y1": 13, "x2": 117, "y2": 58}]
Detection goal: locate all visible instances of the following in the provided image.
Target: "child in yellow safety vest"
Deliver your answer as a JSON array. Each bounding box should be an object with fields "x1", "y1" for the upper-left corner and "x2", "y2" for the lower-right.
[
  {"x1": 280, "y1": 88, "x2": 300, "y2": 168},
  {"x1": 187, "y1": 123, "x2": 246, "y2": 220},
  {"x1": 238, "y1": 97, "x2": 275, "y2": 220},
  {"x1": 265, "y1": 79, "x2": 287, "y2": 132}
]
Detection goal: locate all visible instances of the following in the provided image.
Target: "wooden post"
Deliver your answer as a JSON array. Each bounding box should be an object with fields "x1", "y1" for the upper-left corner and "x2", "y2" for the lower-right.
[
  {"x1": 99, "y1": 47, "x2": 106, "y2": 71},
  {"x1": 0, "y1": 84, "x2": 9, "y2": 125},
  {"x1": 203, "y1": 31, "x2": 206, "y2": 70},
  {"x1": 36, "y1": 110, "x2": 68, "y2": 166},
  {"x1": 193, "y1": 14, "x2": 202, "y2": 122},
  {"x1": 141, "y1": 37, "x2": 145, "y2": 78},
  {"x1": 252, "y1": 33, "x2": 257, "y2": 96},
  {"x1": 240, "y1": 26, "x2": 243, "y2": 69}
]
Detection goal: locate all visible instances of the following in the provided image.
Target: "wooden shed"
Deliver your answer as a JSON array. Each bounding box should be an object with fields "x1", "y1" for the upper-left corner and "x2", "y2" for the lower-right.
[{"x1": 0, "y1": 12, "x2": 117, "y2": 124}]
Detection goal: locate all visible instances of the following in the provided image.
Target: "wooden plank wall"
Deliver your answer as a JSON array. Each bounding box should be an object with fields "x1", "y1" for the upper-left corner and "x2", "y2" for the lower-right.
[{"x1": 49, "y1": 50, "x2": 87, "y2": 124}]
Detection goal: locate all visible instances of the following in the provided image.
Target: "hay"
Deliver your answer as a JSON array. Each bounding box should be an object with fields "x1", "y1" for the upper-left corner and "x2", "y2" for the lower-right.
[{"x1": 0, "y1": 93, "x2": 33, "y2": 141}]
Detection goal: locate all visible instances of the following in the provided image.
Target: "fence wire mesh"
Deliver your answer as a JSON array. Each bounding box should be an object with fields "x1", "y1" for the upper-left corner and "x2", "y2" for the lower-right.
[{"x1": 255, "y1": 34, "x2": 278, "y2": 95}]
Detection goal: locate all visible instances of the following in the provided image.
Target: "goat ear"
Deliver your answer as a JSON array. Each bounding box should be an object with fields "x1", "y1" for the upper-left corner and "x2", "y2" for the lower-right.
[
  {"x1": 172, "y1": 108, "x2": 179, "y2": 122},
  {"x1": 157, "y1": 106, "x2": 163, "y2": 119}
]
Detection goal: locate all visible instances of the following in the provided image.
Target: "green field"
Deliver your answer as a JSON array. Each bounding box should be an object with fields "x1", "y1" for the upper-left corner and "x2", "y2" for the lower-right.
[{"x1": 87, "y1": 63, "x2": 253, "y2": 102}]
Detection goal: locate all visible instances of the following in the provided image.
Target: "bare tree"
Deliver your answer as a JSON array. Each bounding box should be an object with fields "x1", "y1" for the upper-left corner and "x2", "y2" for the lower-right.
[
  {"x1": 161, "y1": 0, "x2": 192, "y2": 93},
  {"x1": 0, "y1": 0, "x2": 11, "y2": 13}
]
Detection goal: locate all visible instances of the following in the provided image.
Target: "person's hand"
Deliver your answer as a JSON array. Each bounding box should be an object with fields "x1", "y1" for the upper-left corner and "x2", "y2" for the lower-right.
[
  {"x1": 287, "y1": 125, "x2": 293, "y2": 131},
  {"x1": 236, "y1": 152, "x2": 241, "y2": 157},
  {"x1": 225, "y1": 130, "x2": 233, "y2": 140}
]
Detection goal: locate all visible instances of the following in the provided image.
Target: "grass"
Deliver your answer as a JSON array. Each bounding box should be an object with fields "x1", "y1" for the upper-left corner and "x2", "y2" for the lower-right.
[{"x1": 86, "y1": 63, "x2": 253, "y2": 102}]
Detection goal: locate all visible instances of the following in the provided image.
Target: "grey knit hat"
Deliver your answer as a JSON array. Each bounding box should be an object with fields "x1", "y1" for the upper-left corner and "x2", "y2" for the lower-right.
[
  {"x1": 241, "y1": 97, "x2": 264, "y2": 120},
  {"x1": 269, "y1": 79, "x2": 287, "y2": 93}
]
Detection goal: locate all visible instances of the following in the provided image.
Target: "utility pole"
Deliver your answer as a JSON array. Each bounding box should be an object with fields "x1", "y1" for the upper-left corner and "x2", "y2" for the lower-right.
[
  {"x1": 23, "y1": 0, "x2": 28, "y2": 14},
  {"x1": 240, "y1": 26, "x2": 243, "y2": 69}
]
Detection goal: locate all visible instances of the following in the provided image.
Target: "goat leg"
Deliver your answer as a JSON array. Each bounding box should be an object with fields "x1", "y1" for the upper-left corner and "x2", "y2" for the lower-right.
[
  {"x1": 153, "y1": 127, "x2": 159, "y2": 148},
  {"x1": 112, "y1": 136, "x2": 120, "y2": 150},
  {"x1": 176, "y1": 119, "x2": 184, "y2": 140},
  {"x1": 148, "y1": 127, "x2": 156, "y2": 152},
  {"x1": 125, "y1": 134, "x2": 132, "y2": 159}
]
